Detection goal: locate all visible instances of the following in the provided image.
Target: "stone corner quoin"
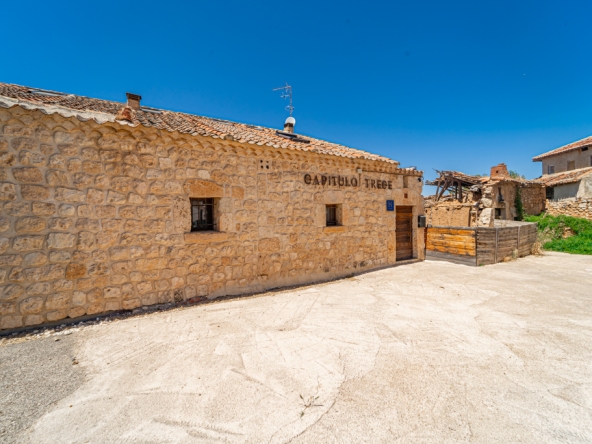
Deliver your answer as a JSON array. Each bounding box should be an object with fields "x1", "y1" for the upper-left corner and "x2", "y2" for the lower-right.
[{"x1": 0, "y1": 104, "x2": 425, "y2": 331}]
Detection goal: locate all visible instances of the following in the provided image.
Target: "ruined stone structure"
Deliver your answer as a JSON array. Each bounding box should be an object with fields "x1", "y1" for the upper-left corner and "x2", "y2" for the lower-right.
[
  {"x1": 482, "y1": 179, "x2": 545, "y2": 224},
  {"x1": 425, "y1": 164, "x2": 545, "y2": 227},
  {"x1": 0, "y1": 83, "x2": 424, "y2": 330}
]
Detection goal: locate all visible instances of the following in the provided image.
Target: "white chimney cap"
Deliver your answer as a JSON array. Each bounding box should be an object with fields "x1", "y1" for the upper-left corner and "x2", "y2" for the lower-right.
[{"x1": 285, "y1": 116, "x2": 296, "y2": 125}]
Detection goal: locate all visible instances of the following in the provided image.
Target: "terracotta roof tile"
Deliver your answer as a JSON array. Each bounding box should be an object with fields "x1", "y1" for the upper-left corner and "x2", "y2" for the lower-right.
[
  {"x1": 532, "y1": 135, "x2": 592, "y2": 161},
  {"x1": 533, "y1": 167, "x2": 592, "y2": 187},
  {"x1": 0, "y1": 82, "x2": 419, "y2": 172}
]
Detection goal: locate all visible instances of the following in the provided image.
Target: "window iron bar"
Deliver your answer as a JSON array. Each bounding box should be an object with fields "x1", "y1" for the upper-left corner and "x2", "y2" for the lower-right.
[
  {"x1": 326, "y1": 205, "x2": 338, "y2": 226},
  {"x1": 191, "y1": 198, "x2": 215, "y2": 231}
]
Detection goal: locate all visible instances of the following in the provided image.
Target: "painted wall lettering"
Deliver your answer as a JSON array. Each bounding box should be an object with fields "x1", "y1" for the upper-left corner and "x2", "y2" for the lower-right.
[
  {"x1": 363, "y1": 178, "x2": 393, "y2": 189},
  {"x1": 303, "y1": 174, "x2": 359, "y2": 187},
  {"x1": 304, "y1": 174, "x2": 393, "y2": 190}
]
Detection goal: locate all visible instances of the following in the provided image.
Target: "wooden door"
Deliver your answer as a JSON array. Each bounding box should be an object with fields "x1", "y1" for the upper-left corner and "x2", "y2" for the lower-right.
[{"x1": 396, "y1": 206, "x2": 413, "y2": 261}]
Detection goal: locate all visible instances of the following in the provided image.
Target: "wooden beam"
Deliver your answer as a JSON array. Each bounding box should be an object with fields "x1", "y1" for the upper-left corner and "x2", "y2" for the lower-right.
[
  {"x1": 442, "y1": 178, "x2": 452, "y2": 200},
  {"x1": 436, "y1": 179, "x2": 443, "y2": 200},
  {"x1": 437, "y1": 178, "x2": 449, "y2": 201}
]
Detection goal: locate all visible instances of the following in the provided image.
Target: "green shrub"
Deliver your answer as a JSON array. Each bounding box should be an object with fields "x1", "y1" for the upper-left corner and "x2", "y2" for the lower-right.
[
  {"x1": 525, "y1": 214, "x2": 592, "y2": 255},
  {"x1": 515, "y1": 188, "x2": 524, "y2": 221}
]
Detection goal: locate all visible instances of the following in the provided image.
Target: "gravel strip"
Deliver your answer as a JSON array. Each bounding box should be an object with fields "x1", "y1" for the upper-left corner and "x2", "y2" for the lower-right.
[{"x1": 0, "y1": 334, "x2": 84, "y2": 443}]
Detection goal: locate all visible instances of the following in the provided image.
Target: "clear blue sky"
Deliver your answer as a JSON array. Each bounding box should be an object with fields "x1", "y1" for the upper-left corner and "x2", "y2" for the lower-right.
[{"x1": 2, "y1": 0, "x2": 591, "y2": 189}]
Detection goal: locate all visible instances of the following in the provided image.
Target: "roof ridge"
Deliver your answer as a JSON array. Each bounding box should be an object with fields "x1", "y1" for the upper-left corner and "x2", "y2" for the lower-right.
[{"x1": 5, "y1": 81, "x2": 126, "y2": 107}]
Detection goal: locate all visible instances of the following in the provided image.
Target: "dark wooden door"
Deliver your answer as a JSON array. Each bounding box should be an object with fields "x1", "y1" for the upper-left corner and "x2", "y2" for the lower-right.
[{"x1": 396, "y1": 206, "x2": 413, "y2": 261}]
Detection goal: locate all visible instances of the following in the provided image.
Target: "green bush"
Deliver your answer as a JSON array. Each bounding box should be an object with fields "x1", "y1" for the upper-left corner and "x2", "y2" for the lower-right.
[
  {"x1": 515, "y1": 188, "x2": 524, "y2": 221},
  {"x1": 525, "y1": 214, "x2": 592, "y2": 255}
]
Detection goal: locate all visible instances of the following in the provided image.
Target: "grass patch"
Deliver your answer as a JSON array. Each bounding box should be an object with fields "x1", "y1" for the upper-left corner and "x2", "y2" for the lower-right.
[{"x1": 525, "y1": 214, "x2": 592, "y2": 255}]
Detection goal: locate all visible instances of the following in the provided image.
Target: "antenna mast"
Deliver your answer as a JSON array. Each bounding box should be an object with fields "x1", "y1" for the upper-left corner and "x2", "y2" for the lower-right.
[{"x1": 273, "y1": 83, "x2": 294, "y2": 116}]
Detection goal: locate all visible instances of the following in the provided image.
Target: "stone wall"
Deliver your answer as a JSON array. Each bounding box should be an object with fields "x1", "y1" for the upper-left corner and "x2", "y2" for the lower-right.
[
  {"x1": 425, "y1": 203, "x2": 472, "y2": 227},
  {"x1": 521, "y1": 185, "x2": 546, "y2": 216},
  {"x1": 0, "y1": 105, "x2": 424, "y2": 330},
  {"x1": 487, "y1": 182, "x2": 545, "y2": 220},
  {"x1": 545, "y1": 198, "x2": 592, "y2": 220}
]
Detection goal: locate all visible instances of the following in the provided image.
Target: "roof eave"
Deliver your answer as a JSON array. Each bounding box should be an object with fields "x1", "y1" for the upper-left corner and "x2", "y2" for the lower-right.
[{"x1": 533, "y1": 141, "x2": 592, "y2": 162}]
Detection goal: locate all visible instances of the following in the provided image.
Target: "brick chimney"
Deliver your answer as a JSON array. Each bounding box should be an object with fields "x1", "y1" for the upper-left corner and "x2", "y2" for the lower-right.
[
  {"x1": 126, "y1": 93, "x2": 142, "y2": 110},
  {"x1": 284, "y1": 116, "x2": 295, "y2": 134},
  {"x1": 490, "y1": 163, "x2": 510, "y2": 180}
]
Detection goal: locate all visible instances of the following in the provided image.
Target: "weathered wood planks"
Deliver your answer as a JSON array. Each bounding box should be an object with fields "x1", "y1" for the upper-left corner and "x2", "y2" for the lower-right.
[
  {"x1": 427, "y1": 222, "x2": 538, "y2": 267},
  {"x1": 426, "y1": 226, "x2": 476, "y2": 258},
  {"x1": 426, "y1": 250, "x2": 477, "y2": 266}
]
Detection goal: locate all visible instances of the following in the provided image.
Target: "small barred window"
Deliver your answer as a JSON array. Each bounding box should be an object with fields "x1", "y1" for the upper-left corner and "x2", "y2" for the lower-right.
[
  {"x1": 191, "y1": 198, "x2": 215, "y2": 231},
  {"x1": 546, "y1": 187, "x2": 554, "y2": 201},
  {"x1": 326, "y1": 205, "x2": 338, "y2": 226}
]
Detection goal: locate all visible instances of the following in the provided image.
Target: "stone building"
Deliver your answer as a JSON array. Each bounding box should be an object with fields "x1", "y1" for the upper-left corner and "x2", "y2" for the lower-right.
[
  {"x1": 532, "y1": 136, "x2": 592, "y2": 220},
  {"x1": 425, "y1": 163, "x2": 545, "y2": 227},
  {"x1": 0, "y1": 83, "x2": 424, "y2": 330}
]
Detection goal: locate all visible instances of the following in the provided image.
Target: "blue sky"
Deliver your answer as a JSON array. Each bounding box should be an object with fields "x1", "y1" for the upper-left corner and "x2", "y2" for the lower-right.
[{"x1": 2, "y1": 0, "x2": 591, "y2": 190}]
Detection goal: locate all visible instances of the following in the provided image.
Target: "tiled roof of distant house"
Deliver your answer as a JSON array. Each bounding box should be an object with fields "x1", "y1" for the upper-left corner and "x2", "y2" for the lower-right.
[
  {"x1": 533, "y1": 167, "x2": 592, "y2": 187},
  {"x1": 0, "y1": 82, "x2": 418, "y2": 171},
  {"x1": 532, "y1": 135, "x2": 592, "y2": 161}
]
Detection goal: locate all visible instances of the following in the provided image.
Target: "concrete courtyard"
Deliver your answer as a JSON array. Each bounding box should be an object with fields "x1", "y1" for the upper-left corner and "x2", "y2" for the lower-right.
[{"x1": 1, "y1": 252, "x2": 592, "y2": 443}]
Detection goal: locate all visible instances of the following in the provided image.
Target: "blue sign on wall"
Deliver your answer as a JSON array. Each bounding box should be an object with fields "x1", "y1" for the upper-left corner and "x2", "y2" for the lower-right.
[{"x1": 386, "y1": 200, "x2": 394, "y2": 211}]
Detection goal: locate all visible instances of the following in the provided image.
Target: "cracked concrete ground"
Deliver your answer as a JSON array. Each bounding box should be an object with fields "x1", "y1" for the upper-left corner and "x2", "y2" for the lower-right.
[{"x1": 2, "y1": 251, "x2": 592, "y2": 443}]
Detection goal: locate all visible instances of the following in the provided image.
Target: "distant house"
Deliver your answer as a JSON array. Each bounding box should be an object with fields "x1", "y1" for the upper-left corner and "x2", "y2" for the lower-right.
[{"x1": 532, "y1": 137, "x2": 592, "y2": 219}]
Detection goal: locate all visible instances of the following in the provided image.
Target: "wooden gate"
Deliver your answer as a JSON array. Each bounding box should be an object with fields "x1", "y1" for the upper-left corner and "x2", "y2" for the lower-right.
[{"x1": 396, "y1": 206, "x2": 413, "y2": 261}]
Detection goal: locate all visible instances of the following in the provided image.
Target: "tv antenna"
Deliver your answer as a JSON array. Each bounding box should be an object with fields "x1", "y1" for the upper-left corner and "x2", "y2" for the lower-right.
[{"x1": 273, "y1": 83, "x2": 294, "y2": 116}]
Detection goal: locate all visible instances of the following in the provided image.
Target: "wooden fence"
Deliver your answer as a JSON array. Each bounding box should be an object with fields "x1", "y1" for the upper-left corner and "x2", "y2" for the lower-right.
[
  {"x1": 425, "y1": 226, "x2": 476, "y2": 266},
  {"x1": 425, "y1": 221, "x2": 538, "y2": 266}
]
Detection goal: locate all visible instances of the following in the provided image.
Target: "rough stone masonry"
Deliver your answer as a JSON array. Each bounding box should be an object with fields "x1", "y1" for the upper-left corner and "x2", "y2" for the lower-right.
[{"x1": 0, "y1": 91, "x2": 424, "y2": 330}]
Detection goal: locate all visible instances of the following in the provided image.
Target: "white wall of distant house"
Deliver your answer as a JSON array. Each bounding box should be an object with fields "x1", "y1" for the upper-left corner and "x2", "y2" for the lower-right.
[
  {"x1": 552, "y1": 182, "x2": 580, "y2": 200},
  {"x1": 578, "y1": 175, "x2": 592, "y2": 198},
  {"x1": 541, "y1": 148, "x2": 592, "y2": 175}
]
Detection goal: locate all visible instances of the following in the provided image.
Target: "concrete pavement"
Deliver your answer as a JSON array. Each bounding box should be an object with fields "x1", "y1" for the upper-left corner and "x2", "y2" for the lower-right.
[{"x1": 2, "y1": 252, "x2": 592, "y2": 443}]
